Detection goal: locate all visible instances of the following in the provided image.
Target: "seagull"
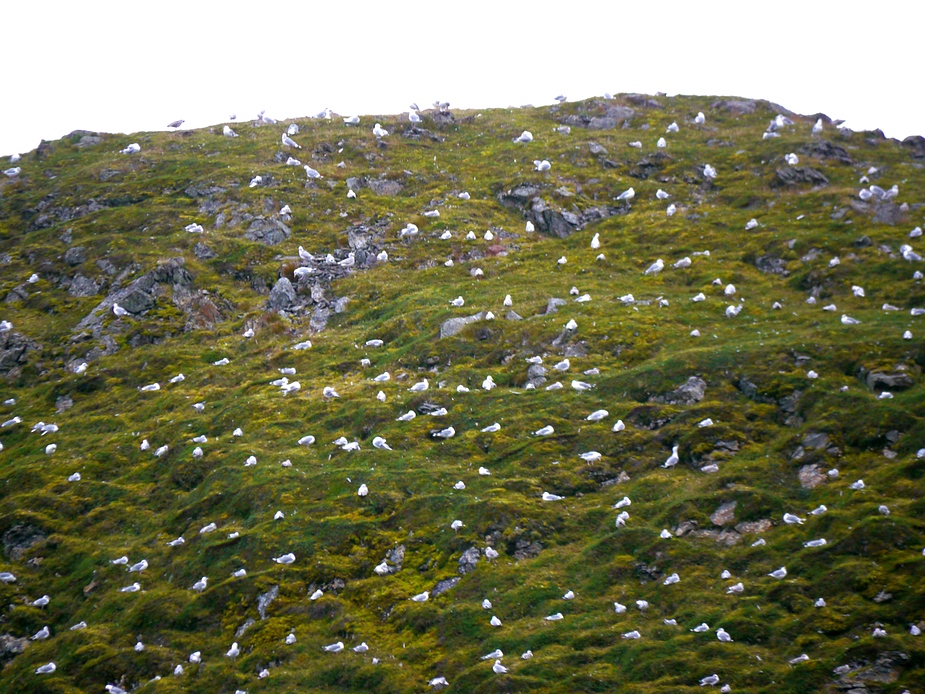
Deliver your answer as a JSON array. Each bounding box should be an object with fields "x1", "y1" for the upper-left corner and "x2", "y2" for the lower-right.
[
  {"x1": 409, "y1": 111, "x2": 421, "y2": 123},
  {"x1": 542, "y1": 492, "x2": 564, "y2": 501},
  {"x1": 310, "y1": 589, "x2": 324, "y2": 600},
  {"x1": 304, "y1": 165, "x2": 322, "y2": 179},
  {"x1": 490, "y1": 616, "x2": 502, "y2": 626},
  {"x1": 343, "y1": 116, "x2": 360, "y2": 125},
  {"x1": 657, "y1": 137, "x2": 667, "y2": 148},
  {"x1": 482, "y1": 376, "x2": 496, "y2": 390},
  {"x1": 804, "y1": 538, "x2": 827, "y2": 548},
  {"x1": 727, "y1": 582, "x2": 744, "y2": 594},
  {"x1": 694, "y1": 112, "x2": 706, "y2": 125},
  {"x1": 783, "y1": 513, "x2": 805, "y2": 525},
  {"x1": 703, "y1": 164, "x2": 717, "y2": 179},
  {"x1": 622, "y1": 630, "x2": 641, "y2": 639},
  {"x1": 810, "y1": 505, "x2": 827, "y2": 515},
  {"x1": 451, "y1": 520, "x2": 464, "y2": 532},
  {"x1": 409, "y1": 378, "x2": 429, "y2": 392},
  {"x1": 121, "y1": 143, "x2": 141, "y2": 154},
  {"x1": 481, "y1": 422, "x2": 501, "y2": 433},
  {"x1": 813, "y1": 118, "x2": 823, "y2": 134},
  {"x1": 673, "y1": 257, "x2": 691, "y2": 269},
  {"x1": 397, "y1": 410, "x2": 416, "y2": 422},
  {"x1": 35, "y1": 663, "x2": 56, "y2": 674},
  {"x1": 485, "y1": 547, "x2": 500, "y2": 560},
  {"x1": 849, "y1": 479, "x2": 865, "y2": 490},
  {"x1": 120, "y1": 582, "x2": 141, "y2": 592},
  {"x1": 535, "y1": 425, "x2": 554, "y2": 436},
  {"x1": 546, "y1": 613, "x2": 564, "y2": 621},
  {"x1": 700, "y1": 674, "x2": 720, "y2": 686},
  {"x1": 429, "y1": 677, "x2": 450, "y2": 688},
  {"x1": 449, "y1": 296, "x2": 465, "y2": 307},
  {"x1": 411, "y1": 591, "x2": 429, "y2": 602},
  {"x1": 191, "y1": 577, "x2": 208, "y2": 592},
  {"x1": 453, "y1": 481, "x2": 466, "y2": 490},
  {"x1": 768, "y1": 567, "x2": 788, "y2": 579},
  {"x1": 579, "y1": 451, "x2": 601, "y2": 463},
  {"x1": 613, "y1": 420, "x2": 626, "y2": 432},
  {"x1": 323, "y1": 386, "x2": 340, "y2": 398},
  {"x1": 434, "y1": 426, "x2": 455, "y2": 439},
  {"x1": 479, "y1": 467, "x2": 491, "y2": 475},
  {"x1": 716, "y1": 628, "x2": 733, "y2": 642},
  {"x1": 662, "y1": 444, "x2": 680, "y2": 468},
  {"x1": 666, "y1": 122, "x2": 679, "y2": 133},
  {"x1": 274, "y1": 553, "x2": 296, "y2": 564},
  {"x1": 785, "y1": 153, "x2": 799, "y2": 166},
  {"x1": 644, "y1": 259, "x2": 664, "y2": 275},
  {"x1": 534, "y1": 160, "x2": 551, "y2": 172},
  {"x1": 691, "y1": 623, "x2": 710, "y2": 633},
  {"x1": 128, "y1": 559, "x2": 148, "y2": 573},
  {"x1": 492, "y1": 660, "x2": 508, "y2": 674},
  {"x1": 357, "y1": 484, "x2": 369, "y2": 497},
  {"x1": 372, "y1": 437, "x2": 391, "y2": 450},
  {"x1": 282, "y1": 133, "x2": 301, "y2": 149},
  {"x1": 352, "y1": 642, "x2": 368, "y2": 652},
  {"x1": 664, "y1": 573, "x2": 680, "y2": 585},
  {"x1": 617, "y1": 187, "x2": 636, "y2": 201},
  {"x1": 167, "y1": 537, "x2": 185, "y2": 547},
  {"x1": 513, "y1": 131, "x2": 533, "y2": 143}
]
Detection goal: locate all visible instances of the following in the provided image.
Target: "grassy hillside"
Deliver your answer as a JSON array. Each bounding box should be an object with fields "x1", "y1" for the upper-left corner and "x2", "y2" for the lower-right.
[{"x1": 0, "y1": 94, "x2": 923, "y2": 693}]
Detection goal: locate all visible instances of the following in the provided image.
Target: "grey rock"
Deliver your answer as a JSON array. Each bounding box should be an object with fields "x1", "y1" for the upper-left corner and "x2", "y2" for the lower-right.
[
  {"x1": 235, "y1": 617, "x2": 256, "y2": 638},
  {"x1": 99, "y1": 169, "x2": 122, "y2": 182},
  {"x1": 504, "y1": 310, "x2": 522, "y2": 321},
  {"x1": 755, "y1": 254, "x2": 789, "y2": 276},
  {"x1": 735, "y1": 519, "x2": 772, "y2": 535},
  {"x1": 0, "y1": 634, "x2": 29, "y2": 664},
  {"x1": 802, "y1": 432, "x2": 830, "y2": 450},
  {"x1": 0, "y1": 331, "x2": 38, "y2": 375},
  {"x1": 194, "y1": 242, "x2": 217, "y2": 260},
  {"x1": 55, "y1": 395, "x2": 74, "y2": 413},
  {"x1": 310, "y1": 305, "x2": 330, "y2": 332},
  {"x1": 798, "y1": 141, "x2": 852, "y2": 165},
  {"x1": 710, "y1": 501, "x2": 737, "y2": 526},
  {"x1": 333, "y1": 296, "x2": 349, "y2": 314},
  {"x1": 458, "y1": 547, "x2": 480, "y2": 574},
  {"x1": 63, "y1": 246, "x2": 87, "y2": 266},
  {"x1": 545, "y1": 298, "x2": 567, "y2": 314},
  {"x1": 367, "y1": 178, "x2": 403, "y2": 196},
  {"x1": 799, "y1": 464, "x2": 828, "y2": 489},
  {"x1": 440, "y1": 312, "x2": 485, "y2": 339},
  {"x1": 244, "y1": 218, "x2": 291, "y2": 246},
  {"x1": 432, "y1": 577, "x2": 460, "y2": 597},
  {"x1": 121, "y1": 287, "x2": 156, "y2": 314},
  {"x1": 96, "y1": 258, "x2": 116, "y2": 275},
  {"x1": 257, "y1": 584, "x2": 279, "y2": 620},
  {"x1": 773, "y1": 167, "x2": 829, "y2": 187},
  {"x1": 68, "y1": 274, "x2": 100, "y2": 298},
  {"x1": 651, "y1": 376, "x2": 706, "y2": 405},
  {"x1": 871, "y1": 201, "x2": 906, "y2": 226},
  {"x1": 902, "y1": 135, "x2": 925, "y2": 159},
  {"x1": 711, "y1": 99, "x2": 756, "y2": 114},
  {"x1": 268, "y1": 277, "x2": 297, "y2": 311},
  {"x1": 588, "y1": 142, "x2": 608, "y2": 155},
  {"x1": 513, "y1": 540, "x2": 542, "y2": 560},
  {"x1": 527, "y1": 364, "x2": 547, "y2": 380},
  {"x1": 2, "y1": 523, "x2": 46, "y2": 560},
  {"x1": 76, "y1": 135, "x2": 102, "y2": 148},
  {"x1": 862, "y1": 369, "x2": 914, "y2": 392}
]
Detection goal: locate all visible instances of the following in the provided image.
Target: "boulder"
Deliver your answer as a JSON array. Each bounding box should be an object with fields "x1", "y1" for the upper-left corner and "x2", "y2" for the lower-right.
[
  {"x1": 244, "y1": 218, "x2": 291, "y2": 246},
  {"x1": 0, "y1": 634, "x2": 29, "y2": 665},
  {"x1": 458, "y1": 547, "x2": 480, "y2": 574},
  {"x1": 63, "y1": 246, "x2": 87, "y2": 266},
  {"x1": 711, "y1": 99, "x2": 757, "y2": 114},
  {"x1": 798, "y1": 141, "x2": 852, "y2": 165},
  {"x1": 799, "y1": 464, "x2": 828, "y2": 489},
  {"x1": 432, "y1": 577, "x2": 460, "y2": 597},
  {"x1": 710, "y1": 501, "x2": 737, "y2": 526},
  {"x1": 268, "y1": 277, "x2": 297, "y2": 311},
  {"x1": 755, "y1": 255, "x2": 789, "y2": 276},
  {"x1": 773, "y1": 167, "x2": 829, "y2": 187},
  {"x1": 650, "y1": 376, "x2": 706, "y2": 405},
  {"x1": 440, "y1": 312, "x2": 486, "y2": 339},
  {"x1": 861, "y1": 369, "x2": 914, "y2": 392},
  {"x1": 0, "y1": 331, "x2": 38, "y2": 375},
  {"x1": 2, "y1": 523, "x2": 46, "y2": 560},
  {"x1": 68, "y1": 274, "x2": 100, "y2": 298}
]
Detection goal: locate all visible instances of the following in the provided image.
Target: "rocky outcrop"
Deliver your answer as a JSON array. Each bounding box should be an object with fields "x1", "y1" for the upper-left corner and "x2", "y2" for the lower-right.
[
  {"x1": 0, "y1": 331, "x2": 39, "y2": 376},
  {"x1": 773, "y1": 167, "x2": 829, "y2": 187},
  {"x1": 650, "y1": 376, "x2": 707, "y2": 405},
  {"x1": 498, "y1": 183, "x2": 625, "y2": 239}
]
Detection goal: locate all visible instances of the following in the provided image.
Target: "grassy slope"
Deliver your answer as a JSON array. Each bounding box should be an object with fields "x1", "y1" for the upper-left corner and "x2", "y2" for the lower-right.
[{"x1": 0, "y1": 95, "x2": 923, "y2": 693}]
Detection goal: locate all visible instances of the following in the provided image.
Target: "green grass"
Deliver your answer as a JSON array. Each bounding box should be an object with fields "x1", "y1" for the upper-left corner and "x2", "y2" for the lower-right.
[{"x1": 0, "y1": 94, "x2": 923, "y2": 693}]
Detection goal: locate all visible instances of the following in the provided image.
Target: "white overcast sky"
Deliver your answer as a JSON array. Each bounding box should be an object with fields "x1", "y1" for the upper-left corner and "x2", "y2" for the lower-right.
[{"x1": 3, "y1": 1, "x2": 922, "y2": 156}]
